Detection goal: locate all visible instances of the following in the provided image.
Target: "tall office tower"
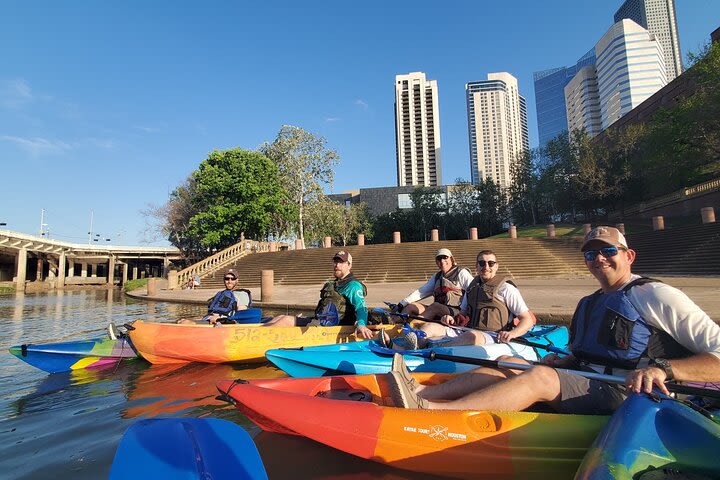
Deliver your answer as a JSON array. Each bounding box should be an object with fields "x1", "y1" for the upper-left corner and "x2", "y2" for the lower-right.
[
  {"x1": 394, "y1": 72, "x2": 442, "y2": 187},
  {"x1": 466, "y1": 72, "x2": 528, "y2": 188},
  {"x1": 533, "y1": 49, "x2": 596, "y2": 148},
  {"x1": 614, "y1": 0, "x2": 682, "y2": 81},
  {"x1": 595, "y1": 19, "x2": 667, "y2": 129},
  {"x1": 564, "y1": 65, "x2": 602, "y2": 137}
]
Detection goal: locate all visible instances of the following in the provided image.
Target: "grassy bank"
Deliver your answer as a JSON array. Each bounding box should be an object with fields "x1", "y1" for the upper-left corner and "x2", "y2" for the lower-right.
[
  {"x1": 124, "y1": 279, "x2": 148, "y2": 292},
  {"x1": 0, "y1": 286, "x2": 15, "y2": 294}
]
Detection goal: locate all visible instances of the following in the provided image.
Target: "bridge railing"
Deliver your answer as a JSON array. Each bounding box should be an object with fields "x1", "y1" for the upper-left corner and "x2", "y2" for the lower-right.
[{"x1": 172, "y1": 240, "x2": 280, "y2": 290}]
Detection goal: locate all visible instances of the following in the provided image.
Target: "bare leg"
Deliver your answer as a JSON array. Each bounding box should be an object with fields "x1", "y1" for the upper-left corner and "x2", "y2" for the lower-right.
[
  {"x1": 425, "y1": 330, "x2": 488, "y2": 347},
  {"x1": 261, "y1": 315, "x2": 296, "y2": 327},
  {"x1": 420, "y1": 302, "x2": 452, "y2": 320},
  {"x1": 403, "y1": 302, "x2": 426, "y2": 316},
  {"x1": 426, "y1": 365, "x2": 562, "y2": 412}
]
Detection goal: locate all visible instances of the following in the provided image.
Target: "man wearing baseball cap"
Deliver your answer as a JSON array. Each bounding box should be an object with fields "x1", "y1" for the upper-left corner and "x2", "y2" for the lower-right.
[
  {"x1": 387, "y1": 226, "x2": 720, "y2": 413},
  {"x1": 262, "y1": 250, "x2": 373, "y2": 339},
  {"x1": 394, "y1": 248, "x2": 474, "y2": 322}
]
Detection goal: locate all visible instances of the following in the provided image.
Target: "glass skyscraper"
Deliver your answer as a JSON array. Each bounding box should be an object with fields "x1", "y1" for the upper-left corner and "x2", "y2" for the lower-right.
[{"x1": 533, "y1": 49, "x2": 595, "y2": 149}]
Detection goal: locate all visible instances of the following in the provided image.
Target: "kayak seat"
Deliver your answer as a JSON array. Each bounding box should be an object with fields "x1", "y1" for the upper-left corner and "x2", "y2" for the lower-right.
[{"x1": 316, "y1": 389, "x2": 373, "y2": 402}]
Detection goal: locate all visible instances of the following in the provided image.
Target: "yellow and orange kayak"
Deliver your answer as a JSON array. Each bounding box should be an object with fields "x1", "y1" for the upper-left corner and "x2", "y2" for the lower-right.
[
  {"x1": 127, "y1": 320, "x2": 409, "y2": 365},
  {"x1": 217, "y1": 373, "x2": 608, "y2": 480}
]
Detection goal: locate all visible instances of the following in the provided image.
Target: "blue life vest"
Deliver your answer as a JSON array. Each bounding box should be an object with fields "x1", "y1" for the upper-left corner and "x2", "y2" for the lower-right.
[
  {"x1": 207, "y1": 289, "x2": 238, "y2": 316},
  {"x1": 570, "y1": 278, "x2": 691, "y2": 371}
]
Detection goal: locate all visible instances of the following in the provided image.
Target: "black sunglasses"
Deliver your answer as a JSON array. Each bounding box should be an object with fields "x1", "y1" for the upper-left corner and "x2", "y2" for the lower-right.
[
  {"x1": 583, "y1": 246, "x2": 625, "y2": 261},
  {"x1": 436, "y1": 255, "x2": 449, "y2": 260},
  {"x1": 224, "y1": 276, "x2": 237, "y2": 281},
  {"x1": 477, "y1": 260, "x2": 497, "y2": 267}
]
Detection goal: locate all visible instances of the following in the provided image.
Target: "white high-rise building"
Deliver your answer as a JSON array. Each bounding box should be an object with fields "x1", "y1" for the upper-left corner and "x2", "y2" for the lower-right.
[
  {"x1": 394, "y1": 72, "x2": 442, "y2": 187},
  {"x1": 565, "y1": 19, "x2": 667, "y2": 134},
  {"x1": 466, "y1": 72, "x2": 528, "y2": 188},
  {"x1": 564, "y1": 65, "x2": 602, "y2": 137},
  {"x1": 596, "y1": 19, "x2": 667, "y2": 129},
  {"x1": 614, "y1": 0, "x2": 682, "y2": 81}
]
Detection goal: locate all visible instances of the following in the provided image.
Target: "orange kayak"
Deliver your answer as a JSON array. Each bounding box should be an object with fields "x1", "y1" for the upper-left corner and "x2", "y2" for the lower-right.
[
  {"x1": 217, "y1": 373, "x2": 608, "y2": 479},
  {"x1": 127, "y1": 320, "x2": 409, "y2": 365}
]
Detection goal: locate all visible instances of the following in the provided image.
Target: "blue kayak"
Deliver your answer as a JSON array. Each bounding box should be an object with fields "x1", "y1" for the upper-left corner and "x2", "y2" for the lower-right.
[
  {"x1": 574, "y1": 392, "x2": 720, "y2": 480},
  {"x1": 110, "y1": 418, "x2": 268, "y2": 480},
  {"x1": 266, "y1": 324, "x2": 568, "y2": 377}
]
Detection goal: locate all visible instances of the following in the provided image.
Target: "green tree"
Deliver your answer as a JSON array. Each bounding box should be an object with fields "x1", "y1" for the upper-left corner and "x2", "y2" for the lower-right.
[
  {"x1": 187, "y1": 148, "x2": 288, "y2": 250},
  {"x1": 407, "y1": 186, "x2": 446, "y2": 241},
  {"x1": 261, "y1": 125, "x2": 339, "y2": 247}
]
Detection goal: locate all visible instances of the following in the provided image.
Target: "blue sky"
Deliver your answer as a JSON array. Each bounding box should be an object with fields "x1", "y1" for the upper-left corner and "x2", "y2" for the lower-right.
[{"x1": 1, "y1": 1, "x2": 718, "y2": 245}]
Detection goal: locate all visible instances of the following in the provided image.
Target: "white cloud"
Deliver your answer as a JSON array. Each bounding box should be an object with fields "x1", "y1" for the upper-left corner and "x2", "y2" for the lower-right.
[
  {"x1": 325, "y1": 117, "x2": 341, "y2": 123},
  {"x1": 0, "y1": 135, "x2": 72, "y2": 155},
  {"x1": 1, "y1": 78, "x2": 33, "y2": 108},
  {"x1": 354, "y1": 99, "x2": 369, "y2": 110}
]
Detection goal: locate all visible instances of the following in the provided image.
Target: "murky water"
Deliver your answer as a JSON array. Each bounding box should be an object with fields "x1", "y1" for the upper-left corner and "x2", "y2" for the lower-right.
[{"x1": 0, "y1": 290, "x2": 439, "y2": 479}]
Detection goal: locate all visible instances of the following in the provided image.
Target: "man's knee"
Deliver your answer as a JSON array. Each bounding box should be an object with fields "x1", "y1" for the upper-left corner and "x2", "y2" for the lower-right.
[
  {"x1": 522, "y1": 365, "x2": 562, "y2": 400},
  {"x1": 424, "y1": 302, "x2": 451, "y2": 320}
]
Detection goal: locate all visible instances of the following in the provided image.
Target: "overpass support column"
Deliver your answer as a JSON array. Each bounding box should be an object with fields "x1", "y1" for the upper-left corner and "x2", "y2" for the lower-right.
[
  {"x1": 122, "y1": 263, "x2": 128, "y2": 286},
  {"x1": 81, "y1": 263, "x2": 88, "y2": 278},
  {"x1": 57, "y1": 251, "x2": 66, "y2": 289},
  {"x1": 108, "y1": 256, "x2": 115, "y2": 287},
  {"x1": 132, "y1": 266, "x2": 138, "y2": 280},
  {"x1": 16, "y1": 248, "x2": 27, "y2": 292},
  {"x1": 36, "y1": 256, "x2": 43, "y2": 281},
  {"x1": 162, "y1": 257, "x2": 170, "y2": 278}
]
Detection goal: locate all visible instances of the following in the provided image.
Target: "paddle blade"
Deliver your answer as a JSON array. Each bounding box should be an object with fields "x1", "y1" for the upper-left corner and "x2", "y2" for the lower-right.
[{"x1": 110, "y1": 418, "x2": 267, "y2": 480}]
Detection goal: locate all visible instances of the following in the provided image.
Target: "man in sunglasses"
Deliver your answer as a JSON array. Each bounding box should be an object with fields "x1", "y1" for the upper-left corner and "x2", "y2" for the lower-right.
[
  {"x1": 394, "y1": 248, "x2": 474, "y2": 322},
  {"x1": 382, "y1": 249, "x2": 535, "y2": 350},
  {"x1": 178, "y1": 269, "x2": 247, "y2": 325},
  {"x1": 388, "y1": 226, "x2": 720, "y2": 413}
]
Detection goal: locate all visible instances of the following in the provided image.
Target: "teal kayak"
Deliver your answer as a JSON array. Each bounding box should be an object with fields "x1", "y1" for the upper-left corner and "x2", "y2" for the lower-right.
[
  {"x1": 266, "y1": 324, "x2": 568, "y2": 377},
  {"x1": 575, "y1": 392, "x2": 720, "y2": 480}
]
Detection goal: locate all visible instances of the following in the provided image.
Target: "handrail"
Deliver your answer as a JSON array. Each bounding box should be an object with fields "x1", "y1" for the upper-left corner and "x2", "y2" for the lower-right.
[{"x1": 173, "y1": 240, "x2": 283, "y2": 290}]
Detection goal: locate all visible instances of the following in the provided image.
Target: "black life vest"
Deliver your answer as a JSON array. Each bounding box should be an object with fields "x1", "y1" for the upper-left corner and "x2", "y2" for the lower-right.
[
  {"x1": 432, "y1": 266, "x2": 469, "y2": 308},
  {"x1": 207, "y1": 289, "x2": 238, "y2": 316},
  {"x1": 465, "y1": 275, "x2": 515, "y2": 331},
  {"x1": 315, "y1": 273, "x2": 367, "y2": 326},
  {"x1": 569, "y1": 277, "x2": 693, "y2": 371}
]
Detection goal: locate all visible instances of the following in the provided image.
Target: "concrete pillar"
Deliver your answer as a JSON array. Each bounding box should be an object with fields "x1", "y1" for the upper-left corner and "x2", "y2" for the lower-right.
[
  {"x1": 357, "y1": 234, "x2": 365, "y2": 246},
  {"x1": 615, "y1": 223, "x2": 626, "y2": 234},
  {"x1": 47, "y1": 258, "x2": 57, "y2": 282},
  {"x1": 36, "y1": 257, "x2": 43, "y2": 281},
  {"x1": 132, "y1": 266, "x2": 138, "y2": 280},
  {"x1": 393, "y1": 231, "x2": 401, "y2": 244},
  {"x1": 57, "y1": 252, "x2": 66, "y2": 289},
  {"x1": 108, "y1": 256, "x2": 115, "y2": 287},
  {"x1": 122, "y1": 264, "x2": 128, "y2": 286},
  {"x1": 430, "y1": 229, "x2": 439, "y2": 241},
  {"x1": 168, "y1": 269, "x2": 178, "y2": 289},
  {"x1": 81, "y1": 263, "x2": 88, "y2": 278},
  {"x1": 583, "y1": 224, "x2": 592, "y2": 235},
  {"x1": 701, "y1": 207, "x2": 716, "y2": 224},
  {"x1": 146, "y1": 277, "x2": 157, "y2": 296},
  {"x1": 652, "y1": 216, "x2": 665, "y2": 231},
  {"x1": 470, "y1": 228, "x2": 478, "y2": 240},
  {"x1": 16, "y1": 248, "x2": 27, "y2": 292},
  {"x1": 261, "y1": 270, "x2": 274, "y2": 302},
  {"x1": 547, "y1": 224, "x2": 556, "y2": 238},
  {"x1": 162, "y1": 257, "x2": 170, "y2": 278},
  {"x1": 323, "y1": 236, "x2": 332, "y2": 248},
  {"x1": 68, "y1": 261, "x2": 75, "y2": 278},
  {"x1": 269, "y1": 242, "x2": 277, "y2": 252},
  {"x1": 140, "y1": 270, "x2": 146, "y2": 279},
  {"x1": 509, "y1": 225, "x2": 517, "y2": 239},
  {"x1": 295, "y1": 239, "x2": 304, "y2": 250}
]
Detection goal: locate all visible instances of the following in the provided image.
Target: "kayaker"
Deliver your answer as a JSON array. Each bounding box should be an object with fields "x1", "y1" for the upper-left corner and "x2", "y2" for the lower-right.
[
  {"x1": 177, "y1": 269, "x2": 248, "y2": 325},
  {"x1": 394, "y1": 248, "x2": 474, "y2": 321},
  {"x1": 262, "y1": 250, "x2": 374, "y2": 339},
  {"x1": 388, "y1": 226, "x2": 720, "y2": 413},
  {"x1": 379, "y1": 249, "x2": 535, "y2": 350}
]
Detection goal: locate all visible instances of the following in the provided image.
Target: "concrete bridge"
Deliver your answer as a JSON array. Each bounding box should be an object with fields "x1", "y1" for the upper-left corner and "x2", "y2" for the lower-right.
[{"x1": 0, "y1": 229, "x2": 183, "y2": 291}]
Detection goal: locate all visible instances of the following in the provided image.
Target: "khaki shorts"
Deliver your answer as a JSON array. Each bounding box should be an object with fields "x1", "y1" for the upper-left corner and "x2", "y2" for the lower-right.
[{"x1": 556, "y1": 369, "x2": 627, "y2": 415}]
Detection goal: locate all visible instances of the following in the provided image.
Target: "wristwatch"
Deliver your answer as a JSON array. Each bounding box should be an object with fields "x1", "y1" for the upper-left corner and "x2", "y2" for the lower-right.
[{"x1": 651, "y1": 358, "x2": 674, "y2": 381}]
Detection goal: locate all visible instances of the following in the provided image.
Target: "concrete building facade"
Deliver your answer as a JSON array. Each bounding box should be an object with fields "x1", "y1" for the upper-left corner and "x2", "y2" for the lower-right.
[
  {"x1": 614, "y1": 0, "x2": 682, "y2": 81},
  {"x1": 394, "y1": 72, "x2": 442, "y2": 187},
  {"x1": 466, "y1": 73, "x2": 529, "y2": 188},
  {"x1": 564, "y1": 65, "x2": 602, "y2": 137},
  {"x1": 595, "y1": 19, "x2": 668, "y2": 130}
]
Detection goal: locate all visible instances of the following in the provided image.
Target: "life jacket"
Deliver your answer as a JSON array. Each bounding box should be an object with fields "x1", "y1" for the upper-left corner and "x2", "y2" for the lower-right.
[
  {"x1": 432, "y1": 266, "x2": 469, "y2": 308},
  {"x1": 315, "y1": 273, "x2": 367, "y2": 326},
  {"x1": 569, "y1": 277, "x2": 693, "y2": 372},
  {"x1": 465, "y1": 275, "x2": 515, "y2": 331},
  {"x1": 207, "y1": 289, "x2": 238, "y2": 316}
]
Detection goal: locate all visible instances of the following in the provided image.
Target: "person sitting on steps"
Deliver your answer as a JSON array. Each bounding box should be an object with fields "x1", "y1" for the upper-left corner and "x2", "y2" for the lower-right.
[{"x1": 379, "y1": 249, "x2": 535, "y2": 350}]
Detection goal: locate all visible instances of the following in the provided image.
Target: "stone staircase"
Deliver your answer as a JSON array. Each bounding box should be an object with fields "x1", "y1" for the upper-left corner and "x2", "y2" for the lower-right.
[
  {"x1": 200, "y1": 237, "x2": 591, "y2": 289},
  {"x1": 627, "y1": 222, "x2": 720, "y2": 276}
]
